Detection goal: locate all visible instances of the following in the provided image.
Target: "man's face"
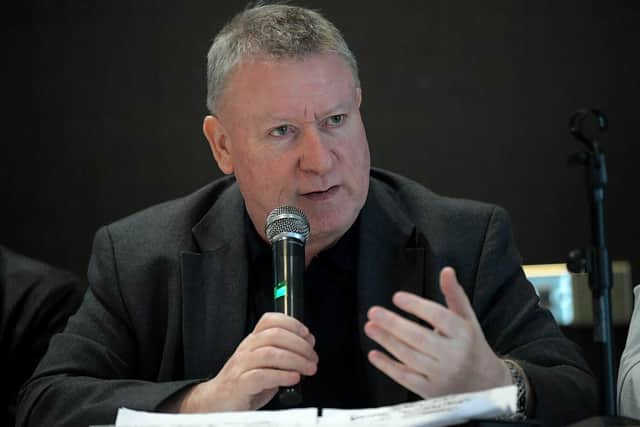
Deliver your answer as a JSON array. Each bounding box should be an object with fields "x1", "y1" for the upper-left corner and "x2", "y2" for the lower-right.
[{"x1": 204, "y1": 53, "x2": 370, "y2": 258}]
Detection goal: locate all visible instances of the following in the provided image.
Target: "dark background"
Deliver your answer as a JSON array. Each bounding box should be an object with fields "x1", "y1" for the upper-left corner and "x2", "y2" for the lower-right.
[{"x1": 2, "y1": 0, "x2": 639, "y2": 389}]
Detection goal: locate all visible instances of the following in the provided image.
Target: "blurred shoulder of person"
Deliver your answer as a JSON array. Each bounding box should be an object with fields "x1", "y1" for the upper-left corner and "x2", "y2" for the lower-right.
[
  {"x1": 619, "y1": 284, "x2": 640, "y2": 420},
  {"x1": 0, "y1": 245, "x2": 84, "y2": 426}
]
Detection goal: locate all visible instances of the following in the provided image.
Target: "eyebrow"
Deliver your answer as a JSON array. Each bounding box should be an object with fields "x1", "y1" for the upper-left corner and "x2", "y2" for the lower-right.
[{"x1": 259, "y1": 101, "x2": 354, "y2": 124}]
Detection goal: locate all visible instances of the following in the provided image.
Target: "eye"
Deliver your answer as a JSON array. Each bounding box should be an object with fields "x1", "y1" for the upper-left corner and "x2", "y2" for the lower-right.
[
  {"x1": 269, "y1": 125, "x2": 294, "y2": 137},
  {"x1": 325, "y1": 114, "x2": 346, "y2": 127}
]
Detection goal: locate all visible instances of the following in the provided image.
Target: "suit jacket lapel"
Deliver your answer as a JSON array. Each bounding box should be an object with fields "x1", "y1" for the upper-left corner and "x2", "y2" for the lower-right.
[
  {"x1": 182, "y1": 185, "x2": 249, "y2": 379},
  {"x1": 357, "y1": 179, "x2": 427, "y2": 406},
  {"x1": 178, "y1": 176, "x2": 430, "y2": 403}
]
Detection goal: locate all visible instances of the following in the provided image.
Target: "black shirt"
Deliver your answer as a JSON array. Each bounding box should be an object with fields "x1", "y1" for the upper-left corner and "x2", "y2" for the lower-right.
[{"x1": 245, "y1": 214, "x2": 369, "y2": 409}]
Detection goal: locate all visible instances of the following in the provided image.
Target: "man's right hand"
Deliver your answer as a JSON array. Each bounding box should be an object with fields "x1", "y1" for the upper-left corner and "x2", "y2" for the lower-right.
[{"x1": 174, "y1": 312, "x2": 317, "y2": 412}]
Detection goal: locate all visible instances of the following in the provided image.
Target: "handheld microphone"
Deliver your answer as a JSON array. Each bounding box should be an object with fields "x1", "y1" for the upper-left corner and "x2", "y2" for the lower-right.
[{"x1": 265, "y1": 206, "x2": 310, "y2": 407}]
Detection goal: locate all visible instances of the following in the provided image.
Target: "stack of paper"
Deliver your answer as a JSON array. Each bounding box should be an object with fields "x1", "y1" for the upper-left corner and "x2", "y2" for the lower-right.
[{"x1": 114, "y1": 384, "x2": 516, "y2": 427}]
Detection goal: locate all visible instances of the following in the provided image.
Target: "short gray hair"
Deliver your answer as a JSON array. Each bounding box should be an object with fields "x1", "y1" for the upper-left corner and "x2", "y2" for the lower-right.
[{"x1": 206, "y1": 3, "x2": 360, "y2": 113}]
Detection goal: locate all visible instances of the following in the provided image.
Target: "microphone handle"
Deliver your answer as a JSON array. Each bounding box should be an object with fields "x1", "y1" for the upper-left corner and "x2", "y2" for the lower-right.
[{"x1": 272, "y1": 237, "x2": 305, "y2": 407}]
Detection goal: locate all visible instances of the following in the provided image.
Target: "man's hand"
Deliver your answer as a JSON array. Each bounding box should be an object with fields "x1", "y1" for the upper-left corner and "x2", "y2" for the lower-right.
[
  {"x1": 176, "y1": 312, "x2": 318, "y2": 412},
  {"x1": 364, "y1": 267, "x2": 511, "y2": 398}
]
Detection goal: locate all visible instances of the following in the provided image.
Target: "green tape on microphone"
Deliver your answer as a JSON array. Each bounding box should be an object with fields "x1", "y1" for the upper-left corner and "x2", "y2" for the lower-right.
[{"x1": 274, "y1": 281, "x2": 287, "y2": 300}]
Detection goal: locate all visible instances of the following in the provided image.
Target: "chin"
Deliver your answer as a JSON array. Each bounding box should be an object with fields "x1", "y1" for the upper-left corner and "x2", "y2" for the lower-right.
[{"x1": 308, "y1": 213, "x2": 356, "y2": 244}]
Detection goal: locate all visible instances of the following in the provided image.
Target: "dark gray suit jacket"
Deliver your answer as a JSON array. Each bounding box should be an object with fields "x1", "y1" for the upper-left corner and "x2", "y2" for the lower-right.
[{"x1": 17, "y1": 169, "x2": 597, "y2": 427}]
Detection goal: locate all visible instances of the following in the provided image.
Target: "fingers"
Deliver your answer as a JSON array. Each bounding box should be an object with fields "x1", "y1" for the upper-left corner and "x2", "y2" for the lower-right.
[
  {"x1": 439, "y1": 267, "x2": 475, "y2": 320},
  {"x1": 241, "y1": 368, "x2": 301, "y2": 395},
  {"x1": 253, "y1": 312, "x2": 313, "y2": 343},
  {"x1": 240, "y1": 312, "x2": 316, "y2": 354},
  {"x1": 387, "y1": 267, "x2": 476, "y2": 337},
  {"x1": 239, "y1": 312, "x2": 318, "y2": 376},
  {"x1": 247, "y1": 326, "x2": 318, "y2": 363},
  {"x1": 389, "y1": 292, "x2": 462, "y2": 338},
  {"x1": 364, "y1": 318, "x2": 439, "y2": 373},
  {"x1": 366, "y1": 306, "x2": 444, "y2": 357},
  {"x1": 364, "y1": 266, "x2": 505, "y2": 399},
  {"x1": 367, "y1": 350, "x2": 431, "y2": 398},
  {"x1": 243, "y1": 345, "x2": 317, "y2": 376},
  {"x1": 193, "y1": 313, "x2": 318, "y2": 412}
]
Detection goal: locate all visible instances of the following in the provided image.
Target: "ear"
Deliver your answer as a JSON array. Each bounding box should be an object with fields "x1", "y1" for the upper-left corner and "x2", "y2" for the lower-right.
[
  {"x1": 356, "y1": 87, "x2": 362, "y2": 108},
  {"x1": 203, "y1": 115, "x2": 233, "y2": 174}
]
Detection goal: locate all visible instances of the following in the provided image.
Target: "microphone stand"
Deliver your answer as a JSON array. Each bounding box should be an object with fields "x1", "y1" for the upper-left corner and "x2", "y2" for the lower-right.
[{"x1": 566, "y1": 109, "x2": 616, "y2": 416}]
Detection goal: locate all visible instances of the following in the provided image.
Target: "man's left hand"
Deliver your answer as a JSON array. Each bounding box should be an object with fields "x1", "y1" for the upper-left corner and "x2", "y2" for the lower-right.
[{"x1": 364, "y1": 266, "x2": 511, "y2": 398}]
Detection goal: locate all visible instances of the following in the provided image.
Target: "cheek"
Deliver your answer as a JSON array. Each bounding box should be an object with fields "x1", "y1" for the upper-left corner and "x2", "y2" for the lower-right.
[
  {"x1": 235, "y1": 158, "x2": 269, "y2": 195},
  {"x1": 341, "y1": 129, "x2": 370, "y2": 204},
  {"x1": 341, "y1": 126, "x2": 370, "y2": 173},
  {"x1": 233, "y1": 149, "x2": 294, "y2": 206}
]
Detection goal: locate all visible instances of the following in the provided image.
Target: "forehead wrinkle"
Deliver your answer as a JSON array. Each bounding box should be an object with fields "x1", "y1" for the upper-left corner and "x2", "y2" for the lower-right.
[
  {"x1": 258, "y1": 104, "x2": 331, "y2": 124},
  {"x1": 254, "y1": 82, "x2": 356, "y2": 125}
]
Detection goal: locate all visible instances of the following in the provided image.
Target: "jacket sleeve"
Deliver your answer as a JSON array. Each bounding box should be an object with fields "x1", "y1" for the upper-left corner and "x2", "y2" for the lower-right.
[
  {"x1": 16, "y1": 227, "x2": 201, "y2": 427},
  {"x1": 471, "y1": 206, "x2": 598, "y2": 426},
  {"x1": 617, "y1": 285, "x2": 640, "y2": 419}
]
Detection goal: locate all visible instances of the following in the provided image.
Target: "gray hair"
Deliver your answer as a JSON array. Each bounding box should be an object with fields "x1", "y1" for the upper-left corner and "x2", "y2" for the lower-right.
[{"x1": 206, "y1": 3, "x2": 360, "y2": 113}]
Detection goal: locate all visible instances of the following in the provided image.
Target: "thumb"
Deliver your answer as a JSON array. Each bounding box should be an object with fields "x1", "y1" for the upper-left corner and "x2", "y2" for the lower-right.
[{"x1": 440, "y1": 267, "x2": 475, "y2": 320}]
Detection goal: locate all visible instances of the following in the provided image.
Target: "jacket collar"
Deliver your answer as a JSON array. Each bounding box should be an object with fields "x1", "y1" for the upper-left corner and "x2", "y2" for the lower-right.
[
  {"x1": 181, "y1": 178, "x2": 428, "y2": 406},
  {"x1": 182, "y1": 185, "x2": 248, "y2": 379}
]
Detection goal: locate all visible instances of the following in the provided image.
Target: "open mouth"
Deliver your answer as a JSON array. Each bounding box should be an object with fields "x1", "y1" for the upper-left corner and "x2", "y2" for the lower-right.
[{"x1": 302, "y1": 185, "x2": 339, "y2": 201}]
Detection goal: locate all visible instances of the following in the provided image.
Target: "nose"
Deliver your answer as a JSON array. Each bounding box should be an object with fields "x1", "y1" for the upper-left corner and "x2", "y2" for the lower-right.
[{"x1": 298, "y1": 127, "x2": 334, "y2": 175}]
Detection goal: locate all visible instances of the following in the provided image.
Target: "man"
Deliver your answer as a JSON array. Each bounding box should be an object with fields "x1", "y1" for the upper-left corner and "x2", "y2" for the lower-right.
[
  {"x1": 17, "y1": 4, "x2": 597, "y2": 426},
  {"x1": 1, "y1": 245, "x2": 83, "y2": 426}
]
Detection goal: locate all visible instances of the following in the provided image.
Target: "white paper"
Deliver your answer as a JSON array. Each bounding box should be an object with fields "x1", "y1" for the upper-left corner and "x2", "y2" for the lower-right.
[
  {"x1": 320, "y1": 385, "x2": 517, "y2": 427},
  {"x1": 114, "y1": 385, "x2": 516, "y2": 427},
  {"x1": 115, "y1": 407, "x2": 317, "y2": 426}
]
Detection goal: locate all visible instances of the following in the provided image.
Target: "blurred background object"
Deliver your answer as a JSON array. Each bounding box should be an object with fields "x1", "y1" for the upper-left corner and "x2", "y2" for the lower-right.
[
  {"x1": 524, "y1": 261, "x2": 633, "y2": 326},
  {"x1": 0, "y1": 245, "x2": 84, "y2": 427}
]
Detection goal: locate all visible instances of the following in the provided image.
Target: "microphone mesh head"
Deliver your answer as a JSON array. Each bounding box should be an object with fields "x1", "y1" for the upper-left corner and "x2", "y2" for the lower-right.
[{"x1": 265, "y1": 206, "x2": 310, "y2": 243}]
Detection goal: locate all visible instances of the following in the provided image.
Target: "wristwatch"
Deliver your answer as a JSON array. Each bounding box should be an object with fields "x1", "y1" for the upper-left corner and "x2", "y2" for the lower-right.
[{"x1": 503, "y1": 359, "x2": 528, "y2": 419}]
